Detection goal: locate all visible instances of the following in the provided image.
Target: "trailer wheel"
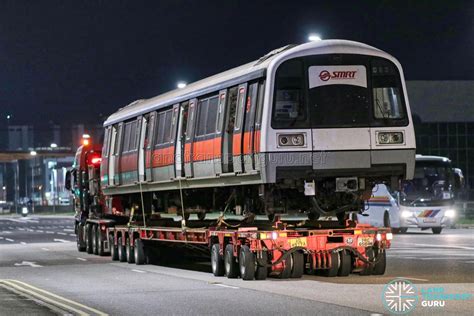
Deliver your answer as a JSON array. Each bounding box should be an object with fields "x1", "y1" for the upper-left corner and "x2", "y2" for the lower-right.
[
  {"x1": 134, "y1": 239, "x2": 146, "y2": 265},
  {"x1": 239, "y1": 245, "x2": 255, "y2": 281},
  {"x1": 92, "y1": 225, "x2": 99, "y2": 255},
  {"x1": 117, "y1": 236, "x2": 127, "y2": 262},
  {"x1": 197, "y1": 212, "x2": 206, "y2": 221},
  {"x1": 211, "y1": 244, "x2": 225, "y2": 276},
  {"x1": 255, "y1": 251, "x2": 268, "y2": 280},
  {"x1": 372, "y1": 249, "x2": 386, "y2": 275},
  {"x1": 432, "y1": 227, "x2": 442, "y2": 234},
  {"x1": 126, "y1": 237, "x2": 135, "y2": 264},
  {"x1": 278, "y1": 255, "x2": 292, "y2": 279},
  {"x1": 96, "y1": 227, "x2": 106, "y2": 256},
  {"x1": 338, "y1": 250, "x2": 351, "y2": 277},
  {"x1": 322, "y1": 252, "x2": 339, "y2": 277},
  {"x1": 224, "y1": 244, "x2": 239, "y2": 278},
  {"x1": 360, "y1": 248, "x2": 374, "y2": 275},
  {"x1": 76, "y1": 223, "x2": 86, "y2": 252},
  {"x1": 110, "y1": 235, "x2": 119, "y2": 261},
  {"x1": 290, "y1": 251, "x2": 304, "y2": 278},
  {"x1": 85, "y1": 224, "x2": 93, "y2": 254}
]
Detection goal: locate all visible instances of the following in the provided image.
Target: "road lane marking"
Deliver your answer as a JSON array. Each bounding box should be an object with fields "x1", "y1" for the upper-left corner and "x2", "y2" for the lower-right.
[
  {"x1": 400, "y1": 277, "x2": 429, "y2": 282},
  {"x1": 414, "y1": 243, "x2": 474, "y2": 250},
  {"x1": 46, "y1": 231, "x2": 54, "y2": 234},
  {"x1": 63, "y1": 229, "x2": 74, "y2": 232},
  {"x1": 69, "y1": 234, "x2": 76, "y2": 236},
  {"x1": 36, "y1": 230, "x2": 44, "y2": 233},
  {"x1": 56, "y1": 232, "x2": 67, "y2": 235},
  {"x1": 17, "y1": 228, "x2": 25, "y2": 231},
  {"x1": 212, "y1": 283, "x2": 239, "y2": 289},
  {"x1": 77, "y1": 258, "x2": 87, "y2": 262},
  {"x1": 131, "y1": 269, "x2": 146, "y2": 273},
  {"x1": 53, "y1": 239, "x2": 70, "y2": 243},
  {"x1": 5, "y1": 238, "x2": 14, "y2": 242},
  {"x1": 41, "y1": 248, "x2": 50, "y2": 251},
  {"x1": 0, "y1": 280, "x2": 108, "y2": 316},
  {"x1": 14, "y1": 261, "x2": 43, "y2": 268},
  {"x1": 20, "y1": 242, "x2": 27, "y2": 245}
]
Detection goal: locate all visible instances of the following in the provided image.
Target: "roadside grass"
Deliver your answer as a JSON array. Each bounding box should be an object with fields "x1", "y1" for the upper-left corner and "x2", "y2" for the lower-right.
[{"x1": 456, "y1": 218, "x2": 474, "y2": 225}]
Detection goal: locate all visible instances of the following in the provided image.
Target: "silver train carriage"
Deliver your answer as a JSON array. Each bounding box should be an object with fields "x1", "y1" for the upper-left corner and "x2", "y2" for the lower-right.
[{"x1": 100, "y1": 40, "x2": 416, "y2": 222}]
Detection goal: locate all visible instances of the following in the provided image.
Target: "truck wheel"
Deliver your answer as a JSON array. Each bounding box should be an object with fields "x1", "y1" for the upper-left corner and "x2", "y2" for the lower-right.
[
  {"x1": 134, "y1": 239, "x2": 146, "y2": 265},
  {"x1": 322, "y1": 252, "x2": 339, "y2": 277},
  {"x1": 211, "y1": 244, "x2": 225, "y2": 276},
  {"x1": 372, "y1": 249, "x2": 386, "y2": 275},
  {"x1": 85, "y1": 224, "x2": 93, "y2": 254},
  {"x1": 360, "y1": 248, "x2": 375, "y2": 275},
  {"x1": 239, "y1": 245, "x2": 255, "y2": 281},
  {"x1": 255, "y1": 251, "x2": 268, "y2": 280},
  {"x1": 110, "y1": 235, "x2": 119, "y2": 261},
  {"x1": 290, "y1": 251, "x2": 304, "y2": 278},
  {"x1": 197, "y1": 212, "x2": 206, "y2": 221},
  {"x1": 278, "y1": 254, "x2": 292, "y2": 279},
  {"x1": 126, "y1": 237, "x2": 135, "y2": 264},
  {"x1": 76, "y1": 223, "x2": 86, "y2": 252},
  {"x1": 96, "y1": 227, "x2": 106, "y2": 256},
  {"x1": 92, "y1": 225, "x2": 99, "y2": 255},
  {"x1": 338, "y1": 250, "x2": 351, "y2": 276},
  {"x1": 432, "y1": 227, "x2": 442, "y2": 234},
  {"x1": 399, "y1": 227, "x2": 408, "y2": 234},
  {"x1": 118, "y1": 236, "x2": 127, "y2": 262},
  {"x1": 224, "y1": 244, "x2": 239, "y2": 278}
]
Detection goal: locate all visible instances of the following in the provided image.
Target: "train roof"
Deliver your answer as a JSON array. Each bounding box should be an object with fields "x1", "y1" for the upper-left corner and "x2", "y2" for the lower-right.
[
  {"x1": 104, "y1": 40, "x2": 386, "y2": 126},
  {"x1": 415, "y1": 154, "x2": 451, "y2": 163}
]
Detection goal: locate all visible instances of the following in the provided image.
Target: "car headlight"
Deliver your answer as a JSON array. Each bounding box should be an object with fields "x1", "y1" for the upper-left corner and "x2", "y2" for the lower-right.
[
  {"x1": 376, "y1": 131, "x2": 404, "y2": 145},
  {"x1": 445, "y1": 209, "x2": 455, "y2": 218},
  {"x1": 278, "y1": 133, "x2": 305, "y2": 147},
  {"x1": 21, "y1": 207, "x2": 28, "y2": 214},
  {"x1": 401, "y1": 210, "x2": 412, "y2": 218}
]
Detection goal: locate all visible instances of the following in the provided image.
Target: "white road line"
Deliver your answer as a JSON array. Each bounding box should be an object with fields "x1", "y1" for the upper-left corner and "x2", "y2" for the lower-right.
[
  {"x1": 20, "y1": 242, "x2": 27, "y2": 245},
  {"x1": 41, "y1": 248, "x2": 50, "y2": 251},
  {"x1": 77, "y1": 258, "x2": 87, "y2": 262},
  {"x1": 36, "y1": 230, "x2": 44, "y2": 233},
  {"x1": 414, "y1": 243, "x2": 474, "y2": 251},
  {"x1": 212, "y1": 283, "x2": 239, "y2": 289},
  {"x1": 131, "y1": 269, "x2": 146, "y2": 273},
  {"x1": 401, "y1": 277, "x2": 429, "y2": 282},
  {"x1": 63, "y1": 229, "x2": 74, "y2": 232},
  {"x1": 8, "y1": 226, "x2": 14, "y2": 229},
  {"x1": 53, "y1": 239, "x2": 70, "y2": 243},
  {"x1": 17, "y1": 228, "x2": 25, "y2": 231},
  {"x1": 46, "y1": 231, "x2": 54, "y2": 234},
  {"x1": 69, "y1": 234, "x2": 76, "y2": 237},
  {"x1": 5, "y1": 238, "x2": 14, "y2": 242},
  {"x1": 57, "y1": 232, "x2": 67, "y2": 235}
]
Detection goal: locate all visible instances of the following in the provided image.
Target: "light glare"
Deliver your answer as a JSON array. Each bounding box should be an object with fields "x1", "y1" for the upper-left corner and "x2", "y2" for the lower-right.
[
  {"x1": 177, "y1": 82, "x2": 187, "y2": 89},
  {"x1": 308, "y1": 34, "x2": 322, "y2": 42}
]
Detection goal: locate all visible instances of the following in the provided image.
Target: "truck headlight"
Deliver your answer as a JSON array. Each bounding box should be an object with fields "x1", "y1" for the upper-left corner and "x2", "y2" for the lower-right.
[
  {"x1": 445, "y1": 209, "x2": 455, "y2": 218},
  {"x1": 278, "y1": 133, "x2": 305, "y2": 147},
  {"x1": 376, "y1": 131, "x2": 404, "y2": 145},
  {"x1": 401, "y1": 210, "x2": 412, "y2": 218}
]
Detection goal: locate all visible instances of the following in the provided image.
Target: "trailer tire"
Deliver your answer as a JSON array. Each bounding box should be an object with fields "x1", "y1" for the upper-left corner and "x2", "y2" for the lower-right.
[
  {"x1": 290, "y1": 251, "x2": 304, "y2": 278},
  {"x1": 360, "y1": 248, "x2": 375, "y2": 275},
  {"x1": 76, "y1": 223, "x2": 86, "y2": 252},
  {"x1": 322, "y1": 252, "x2": 339, "y2": 277},
  {"x1": 110, "y1": 235, "x2": 119, "y2": 261},
  {"x1": 239, "y1": 245, "x2": 255, "y2": 281},
  {"x1": 96, "y1": 227, "x2": 106, "y2": 256},
  {"x1": 338, "y1": 250, "x2": 351, "y2": 277},
  {"x1": 197, "y1": 212, "x2": 206, "y2": 221},
  {"x1": 372, "y1": 249, "x2": 386, "y2": 275},
  {"x1": 126, "y1": 237, "x2": 135, "y2": 264},
  {"x1": 85, "y1": 224, "x2": 93, "y2": 254},
  {"x1": 255, "y1": 251, "x2": 268, "y2": 280},
  {"x1": 134, "y1": 239, "x2": 146, "y2": 265},
  {"x1": 92, "y1": 225, "x2": 99, "y2": 255},
  {"x1": 278, "y1": 255, "x2": 292, "y2": 279},
  {"x1": 211, "y1": 244, "x2": 225, "y2": 276},
  {"x1": 118, "y1": 236, "x2": 127, "y2": 262},
  {"x1": 224, "y1": 244, "x2": 239, "y2": 279}
]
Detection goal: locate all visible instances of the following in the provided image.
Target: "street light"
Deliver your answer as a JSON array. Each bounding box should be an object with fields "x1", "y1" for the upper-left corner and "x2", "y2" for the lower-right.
[
  {"x1": 177, "y1": 82, "x2": 187, "y2": 89},
  {"x1": 50, "y1": 143, "x2": 58, "y2": 148},
  {"x1": 30, "y1": 150, "x2": 37, "y2": 156},
  {"x1": 308, "y1": 34, "x2": 322, "y2": 42}
]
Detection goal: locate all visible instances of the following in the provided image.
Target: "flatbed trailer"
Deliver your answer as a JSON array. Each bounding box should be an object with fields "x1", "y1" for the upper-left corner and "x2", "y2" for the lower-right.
[{"x1": 106, "y1": 218, "x2": 392, "y2": 280}]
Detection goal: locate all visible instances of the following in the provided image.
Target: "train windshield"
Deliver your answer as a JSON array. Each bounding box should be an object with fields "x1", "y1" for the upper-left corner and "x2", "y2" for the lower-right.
[
  {"x1": 400, "y1": 160, "x2": 455, "y2": 206},
  {"x1": 271, "y1": 54, "x2": 408, "y2": 129}
]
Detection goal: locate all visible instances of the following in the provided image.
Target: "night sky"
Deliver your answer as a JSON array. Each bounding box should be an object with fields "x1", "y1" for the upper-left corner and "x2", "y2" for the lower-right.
[{"x1": 1, "y1": 0, "x2": 472, "y2": 126}]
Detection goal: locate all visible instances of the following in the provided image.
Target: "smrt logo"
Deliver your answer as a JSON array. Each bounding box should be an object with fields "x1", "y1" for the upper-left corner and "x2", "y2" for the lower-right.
[{"x1": 319, "y1": 70, "x2": 357, "y2": 81}]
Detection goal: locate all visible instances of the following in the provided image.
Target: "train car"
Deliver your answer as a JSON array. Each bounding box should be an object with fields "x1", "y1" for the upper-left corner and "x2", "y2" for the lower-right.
[{"x1": 100, "y1": 39, "x2": 416, "y2": 222}]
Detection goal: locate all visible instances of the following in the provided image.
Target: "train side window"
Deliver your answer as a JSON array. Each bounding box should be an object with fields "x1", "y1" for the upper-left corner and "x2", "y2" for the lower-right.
[
  {"x1": 113, "y1": 124, "x2": 121, "y2": 155},
  {"x1": 226, "y1": 87, "x2": 238, "y2": 133},
  {"x1": 235, "y1": 86, "x2": 247, "y2": 131},
  {"x1": 163, "y1": 110, "x2": 173, "y2": 143},
  {"x1": 129, "y1": 120, "x2": 138, "y2": 151},
  {"x1": 123, "y1": 122, "x2": 131, "y2": 153},
  {"x1": 185, "y1": 100, "x2": 196, "y2": 141},
  {"x1": 102, "y1": 128, "x2": 110, "y2": 157},
  {"x1": 206, "y1": 96, "x2": 219, "y2": 135},
  {"x1": 196, "y1": 99, "x2": 209, "y2": 137},
  {"x1": 255, "y1": 80, "x2": 266, "y2": 130},
  {"x1": 216, "y1": 91, "x2": 227, "y2": 134},
  {"x1": 146, "y1": 113, "x2": 156, "y2": 149}
]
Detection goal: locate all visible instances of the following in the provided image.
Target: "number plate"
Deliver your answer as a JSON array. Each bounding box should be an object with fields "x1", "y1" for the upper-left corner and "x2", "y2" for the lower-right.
[
  {"x1": 288, "y1": 237, "x2": 307, "y2": 248},
  {"x1": 423, "y1": 218, "x2": 437, "y2": 223},
  {"x1": 358, "y1": 237, "x2": 374, "y2": 247}
]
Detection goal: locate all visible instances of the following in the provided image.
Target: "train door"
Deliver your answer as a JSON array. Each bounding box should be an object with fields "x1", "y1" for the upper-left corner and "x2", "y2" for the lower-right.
[
  {"x1": 114, "y1": 123, "x2": 123, "y2": 185},
  {"x1": 214, "y1": 89, "x2": 227, "y2": 175},
  {"x1": 184, "y1": 99, "x2": 197, "y2": 177},
  {"x1": 108, "y1": 126, "x2": 117, "y2": 186},
  {"x1": 243, "y1": 82, "x2": 259, "y2": 172},
  {"x1": 175, "y1": 102, "x2": 188, "y2": 177},
  {"x1": 145, "y1": 112, "x2": 156, "y2": 182},
  {"x1": 170, "y1": 104, "x2": 180, "y2": 178},
  {"x1": 253, "y1": 80, "x2": 265, "y2": 171},
  {"x1": 138, "y1": 115, "x2": 148, "y2": 182},
  {"x1": 232, "y1": 83, "x2": 248, "y2": 173},
  {"x1": 100, "y1": 127, "x2": 110, "y2": 187},
  {"x1": 222, "y1": 87, "x2": 237, "y2": 173}
]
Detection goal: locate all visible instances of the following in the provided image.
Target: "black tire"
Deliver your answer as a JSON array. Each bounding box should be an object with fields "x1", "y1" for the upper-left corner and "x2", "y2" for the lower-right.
[
  {"x1": 372, "y1": 249, "x2": 386, "y2": 275},
  {"x1": 239, "y1": 245, "x2": 255, "y2": 281},
  {"x1": 85, "y1": 224, "x2": 93, "y2": 254},
  {"x1": 290, "y1": 251, "x2": 304, "y2": 278},
  {"x1": 336, "y1": 212, "x2": 347, "y2": 226},
  {"x1": 110, "y1": 235, "x2": 119, "y2": 261},
  {"x1": 255, "y1": 251, "x2": 268, "y2": 280},
  {"x1": 278, "y1": 254, "x2": 292, "y2": 279},
  {"x1": 399, "y1": 227, "x2": 408, "y2": 234},
  {"x1": 211, "y1": 244, "x2": 225, "y2": 276},
  {"x1": 306, "y1": 254, "x2": 316, "y2": 275},
  {"x1": 92, "y1": 225, "x2": 99, "y2": 255},
  {"x1": 432, "y1": 227, "x2": 442, "y2": 234},
  {"x1": 118, "y1": 236, "x2": 127, "y2": 262},
  {"x1": 126, "y1": 237, "x2": 135, "y2": 264},
  {"x1": 338, "y1": 250, "x2": 352, "y2": 277},
  {"x1": 360, "y1": 247, "x2": 375, "y2": 275},
  {"x1": 134, "y1": 239, "x2": 146, "y2": 265},
  {"x1": 224, "y1": 244, "x2": 239, "y2": 278},
  {"x1": 322, "y1": 252, "x2": 339, "y2": 277},
  {"x1": 308, "y1": 212, "x2": 320, "y2": 221},
  {"x1": 383, "y1": 212, "x2": 391, "y2": 228},
  {"x1": 197, "y1": 212, "x2": 206, "y2": 221},
  {"x1": 76, "y1": 223, "x2": 86, "y2": 252},
  {"x1": 97, "y1": 227, "x2": 106, "y2": 256}
]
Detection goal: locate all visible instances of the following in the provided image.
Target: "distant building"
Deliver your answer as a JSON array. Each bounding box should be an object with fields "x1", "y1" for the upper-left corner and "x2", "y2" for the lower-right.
[{"x1": 8, "y1": 125, "x2": 33, "y2": 150}]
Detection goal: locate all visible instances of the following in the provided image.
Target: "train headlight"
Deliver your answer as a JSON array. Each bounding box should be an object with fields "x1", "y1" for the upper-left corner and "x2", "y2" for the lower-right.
[
  {"x1": 278, "y1": 133, "x2": 305, "y2": 147},
  {"x1": 376, "y1": 131, "x2": 404, "y2": 145},
  {"x1": 401, "y1": 210, "x2": 412, "y2": 218},
  {"x1": 445, "y1": 209, "x2": 455, "y2": 218}
]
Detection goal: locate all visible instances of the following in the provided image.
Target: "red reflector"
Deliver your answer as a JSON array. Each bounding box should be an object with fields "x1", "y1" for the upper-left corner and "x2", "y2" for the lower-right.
[
  {"x1": 91, "y1": 157, "x2": 102, "y2": 165},
  {"x1": 101, "y1": 225, "x2": 106, "y2": 231}
]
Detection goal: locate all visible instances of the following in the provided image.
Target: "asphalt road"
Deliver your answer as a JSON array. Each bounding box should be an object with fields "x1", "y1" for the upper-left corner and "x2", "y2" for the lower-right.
[{"x1": 0, "y1": 215, "x2": 473, "y2": 315}]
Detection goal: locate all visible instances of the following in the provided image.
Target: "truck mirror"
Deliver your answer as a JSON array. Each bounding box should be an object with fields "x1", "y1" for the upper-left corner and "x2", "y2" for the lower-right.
[{"x1": 65, "y1": 170, "x2": 71, "y2": 191}]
